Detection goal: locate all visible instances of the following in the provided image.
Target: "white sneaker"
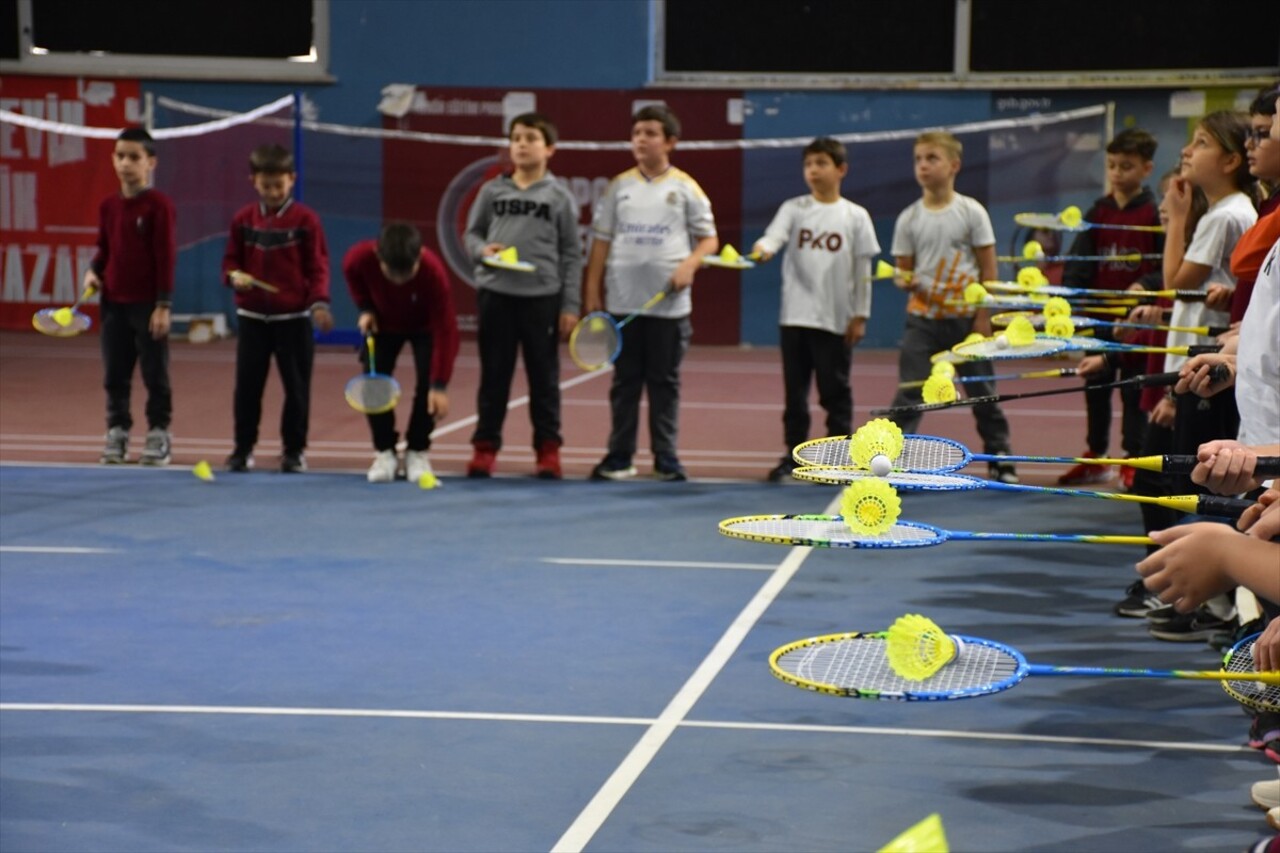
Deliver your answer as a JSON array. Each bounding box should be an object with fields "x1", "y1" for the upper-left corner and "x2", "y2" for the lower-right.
[
  {"x1": 1253, "y1": 778, "x2": 1280, "y2": 810},
  {"x1": 367, "y1": 450, "x2": 398, "y2": 483},
  {"x1": 405, "y1": 450, "x2": 433, "y2": 482}
]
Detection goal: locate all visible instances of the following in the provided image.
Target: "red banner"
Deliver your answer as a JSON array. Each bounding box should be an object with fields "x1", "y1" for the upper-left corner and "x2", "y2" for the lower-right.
[
  {"x1": 382, "y1": 87, "x2": 744, "y2": 344},
  {"x1": 0, "y1": 76, "x2": 141, "y2": 331}
]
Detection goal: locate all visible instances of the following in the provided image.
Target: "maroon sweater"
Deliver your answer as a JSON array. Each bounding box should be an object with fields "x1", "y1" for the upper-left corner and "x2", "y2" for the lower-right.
[
  {"x1": 90, "y1": 188, "x2": 177, "y2": 304},
  {"x1": 343, "y1": 240, "x2": 460, "y2": 388},
  {"x1": 221, "y1": 198, "x2": 330, "y2": 315},
  {"x1": 1061, "y1": 190, "x2": 1163, "y2": 294}
]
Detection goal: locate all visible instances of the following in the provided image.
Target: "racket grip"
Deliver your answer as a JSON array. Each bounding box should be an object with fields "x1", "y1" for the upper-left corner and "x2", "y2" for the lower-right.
[
  {"x1": 1165, "y1": 455, "x2": 1280, "y2": 476},
  {"x1": 1198, "y1": 495, "x2": 1258, "y2": 519},
  {"x1": 1208, "y1": 363, "x2": 1230, "y2": 383},
  {"x1": 1137, "y1": 372, "x2": 1180, "y2": 387},
  {"x1": 1188, "y1": 345, "x2": 1222, "y2": 356},
  {"x1": 1173, "y1": 290, "x2": 1208, "y2": 301}
]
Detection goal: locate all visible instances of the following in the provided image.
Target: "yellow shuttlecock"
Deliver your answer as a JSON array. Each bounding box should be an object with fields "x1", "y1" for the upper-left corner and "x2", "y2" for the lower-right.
[
  {"x1": 418, "y1": 471, "x2": 441, "y2": 490},
  {"x1": 930, "y1": 359, "x2": 956, "y2": 380},
  {"x1": 875, "y1": 259, "x2": 896, "y2": 279},
  {"x1": 1059, "y1": 205, "x2": 1083, "y2": 228},
  {"x1": 922, "y1": 374, "x2": 957, "y2": 405},
  {"x1": 849, "y1": 418, "x2": 904, "y2": 468},
  {"x1": 1004, "y1": 315, "x2": 1037, "y2": 347},
  {"x1": 192, "y1": 460, "x2": 215, "y2": 482},
  {"x1": 1044, "y1": 316, "x2": 1075, "y2": 339},
  {"x1": 1021, "y1": 240, "x2": 1045, "y2": 261},
  {"x1": 1042, "y1": 296, "x2": 1072, "y2": 318},
  {"x1": 839, "y1": 478, "x2": 901, "y2": 535},
  {"x1": 878, "y1": 813, "x2": 950, "y2": 853},
  {"x1": 886, "y1": 614, "x2": 959, "y2": 681},
  {"x1": 498, "y1": 246, "x2": 519, "y2": 264},
  {"x1": 962, "y1": 332, "x2": 985, "y2": 345},
  {"x1": 720, "y1": 244, "x2": 741, "y2": 263},
  {"x1": 589, "y1": 316, "x2": 606, "y2": 332},
  {"x1": 53, "y1": 307, "x2": 74, "y2": 327},
  {"x1": 1015, "y1": 266, "x2": 1049, "y2": 288},
  {"x1": 963, "y1": 283, "x2": 989, "y2": 304}
]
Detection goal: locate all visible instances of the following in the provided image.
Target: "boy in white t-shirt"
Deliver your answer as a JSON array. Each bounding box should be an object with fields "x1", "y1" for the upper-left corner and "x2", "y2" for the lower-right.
[
  {"x1": 752, "y1": 137, "x2": 880, "y2": 482},
  {"x1": 885, "y1": 131, "x2": 1017, "y2": 483},
  {"x1": 584, "y1": 105, "x2": 718, "y2": 481}
]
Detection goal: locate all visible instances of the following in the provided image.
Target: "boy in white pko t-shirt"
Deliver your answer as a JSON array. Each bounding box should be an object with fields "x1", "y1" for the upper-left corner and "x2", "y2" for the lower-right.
[
  {"x1": 752, "y1": 137, "x2": 880, "y2": 482},
  {"x1": 584, "y1": 104, "x2": 718, "y2": 482}
]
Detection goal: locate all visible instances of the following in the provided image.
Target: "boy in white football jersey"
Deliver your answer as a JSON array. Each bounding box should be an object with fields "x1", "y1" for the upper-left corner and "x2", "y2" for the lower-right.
[
  {"x1": 752, "y1": 137, "x2": 880, "y2": 482},
  {"x1": 584, "y1": 104, "x2": 718, "y2": 481}
]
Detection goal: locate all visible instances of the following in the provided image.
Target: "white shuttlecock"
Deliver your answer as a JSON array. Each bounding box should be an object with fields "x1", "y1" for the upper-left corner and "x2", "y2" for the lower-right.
[
  {"x1": 994, "y1": 334, "x2": 1010, "y2": 350},
  {"x1": 870, "y1": 454, "x2": 893, "y2": 477}
]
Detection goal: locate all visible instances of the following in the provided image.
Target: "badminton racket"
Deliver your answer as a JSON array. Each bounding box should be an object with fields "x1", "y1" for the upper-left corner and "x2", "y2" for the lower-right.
[
  {"x1": 979, "y1": 282, "x2": 1205, "y2": 302},
  {"x1": 948, "y1": 335, "x2": 1217, "y2": 362},
  {"x1": 998, "y1": 252, "x2": 1162, "y2": 263},
  {"x1": 870, "y1": 370, "x2": 1182, "y2": 416},
  {"x1": 32, "y1": 284, "x2": 97, "y2": 337},
  {"x1": 569, "y1": 287, "x2": 672, "y2": 371},
  {"x1": 898, "y1": 366, "x2": 1080, "y2": 389},
  {"x1": 344, "y1": 335, "x2": 401, "y2": 415},
  {"x1": 1014, "y1": 206, "x2": 1165, "y2": 233},
  {"x1": 787, "y1": 467, "x2": 1255, "y2": 518},
  {"x1": 719, "y1": 514, "x2": 1154, "y2": 549},
  {"x1": 790, "y1": 431, "x2": 1280, "y2": 476},
  {"x1": 228, "y1": 270, "x2": 281, "y2": 293},
  {"x1": 989, "y1": 311, "x2": 1223, "y2": 338},
  {"x1": 481, "y1": 247, "x2": 536, "y2": 273},
  {"x1": 769, "y1": 628, "x2": 1277, "y2": 708},
  {"x1": 700, "y1": 244, "x2": 760, "y2": 270}
]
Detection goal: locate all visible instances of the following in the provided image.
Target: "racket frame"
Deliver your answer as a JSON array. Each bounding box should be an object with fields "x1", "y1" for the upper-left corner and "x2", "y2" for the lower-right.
[{"x1": 344, "y1": 335, "x2": 402, "y2": 415}]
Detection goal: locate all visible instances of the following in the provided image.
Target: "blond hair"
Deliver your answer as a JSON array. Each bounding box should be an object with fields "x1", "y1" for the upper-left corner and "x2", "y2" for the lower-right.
[{"x1": 914, "y1": 131, "x2": 962, "y2": 161}]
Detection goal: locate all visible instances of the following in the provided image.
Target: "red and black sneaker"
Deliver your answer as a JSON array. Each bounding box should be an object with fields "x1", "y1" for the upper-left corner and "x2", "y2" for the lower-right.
[
  {"x1": 1057, "y1": 451, "x2": 1112, "y2": 486},
  {"x1": 467, "y1": 441, "x2": 498, "y2": 478},
  {"x1": 535, "y1": 441, "x2": 562, "y2": 480}
]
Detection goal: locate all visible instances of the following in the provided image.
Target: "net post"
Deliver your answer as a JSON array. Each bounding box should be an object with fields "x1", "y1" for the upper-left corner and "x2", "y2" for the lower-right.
[{"x1": 293, "y1": 89, "x2": 304, "y2": 202}]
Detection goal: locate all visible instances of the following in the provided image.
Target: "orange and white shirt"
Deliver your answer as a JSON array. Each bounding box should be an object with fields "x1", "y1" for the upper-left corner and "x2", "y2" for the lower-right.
[{"x1": 891, "y1": 194, "x2": 995, "y2": 319}]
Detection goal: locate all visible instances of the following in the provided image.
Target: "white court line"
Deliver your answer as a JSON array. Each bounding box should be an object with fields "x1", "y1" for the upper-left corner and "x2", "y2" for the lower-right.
[
  {"x1": 551, "y1": 490, "x2": 840, "y2": 853},
  {"x1": 0, "y1": 702, "x2": 1247, "y2": 756},
  {"x1": 541, "y1": 558, "x2": 777, "y2": 571},
  {"x1": 429, "y1": 367, "x2": 610, "y2": 439},
  {"x1": 0, "y1": 546, "x2": 117, "y2": 554}
]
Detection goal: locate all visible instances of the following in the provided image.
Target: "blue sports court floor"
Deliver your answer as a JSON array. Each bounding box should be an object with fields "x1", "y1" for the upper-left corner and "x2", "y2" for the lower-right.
[{"x1": 2, "y1": 462, "x2": 1273, "y2": 852}]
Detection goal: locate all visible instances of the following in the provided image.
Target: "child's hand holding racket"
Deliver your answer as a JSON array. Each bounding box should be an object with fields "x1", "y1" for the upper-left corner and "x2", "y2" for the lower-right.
[
  {"x1": 751, "y1": 242, "x2": 774, "y2": 263},
  {"x1": 1256, "y1": 619, "x2": 1280, "y2": 673},
  {"x1": 1191, "y1": 439, "x2": 1263, "y2": 495}
]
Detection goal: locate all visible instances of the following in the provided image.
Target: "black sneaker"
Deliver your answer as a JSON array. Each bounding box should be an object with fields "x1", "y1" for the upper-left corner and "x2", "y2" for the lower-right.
[
  {"x1": 653, "y1": 455, "x2": 687, "y2": 482},
  {"x1": 280, "y1": 452, "x2": 307, "y2": 473},
  {"x1": 1113, "y1": 580, "x2": 1164, "y2": 618},
  {"x1": 1144, "y1": 604, "x2": 1179, "y2": 627},
  {"x1": 225, "y1": 450, "x2": 253, "y2": 472},
  {"x1": 1147, "y1": 607, "x2": 1237, "y2": 642},
  {"x1": 988, "y1": 455, "x2": 1019, "y2": 485},
  {"x1": 590, "y1": 454, "x2": 636, "y2": 481},
  {"x1": 767, "y1": 456, "x2": 797, "y2": 483}
]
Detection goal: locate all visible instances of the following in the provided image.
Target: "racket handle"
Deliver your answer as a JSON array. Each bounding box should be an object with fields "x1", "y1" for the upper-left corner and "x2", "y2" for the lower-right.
[
  {"x1": 1163, "y1": 455, "x2": 1280, "y2": 476},
  {"x1": 1172, "y1": 290, "x2": 1208, "y2": 301},
  {"x1": 1198, "y1": 495, "x2": 1260, "y2": 519},
  {"x1": 1187, "y1": 344, "x2": 1222, "y2": 356},
  {"x1": 1136, "y1": 372, "x2": 1179, "y2": 387}
]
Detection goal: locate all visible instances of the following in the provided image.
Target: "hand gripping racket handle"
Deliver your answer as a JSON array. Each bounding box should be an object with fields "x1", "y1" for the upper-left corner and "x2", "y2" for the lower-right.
[
  {"x1": 1162, "y1": 456, "x2": 1280, "y2": 476},
  {"x1": 1195, "y1": 495, "x2": 1261, "y2": 518}
]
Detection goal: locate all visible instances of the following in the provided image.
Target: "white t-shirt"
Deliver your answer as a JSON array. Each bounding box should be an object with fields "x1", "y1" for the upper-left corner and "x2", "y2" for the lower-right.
[
  {"x1": 1236, "y1": 237, "x2": 1280, "y2": 446},
  {"x1": 755, "y1": 195, "x2": 881, "y2": 334},
  {"x1": 591, "y1": 166, "x2": 717, "y2": 319},
  {"x1": 891, "y1": 194, "x2": 995, "y2": 319},
  {"x1": 1164, "y1": 191, "x2": 1256, "y2": 371}
]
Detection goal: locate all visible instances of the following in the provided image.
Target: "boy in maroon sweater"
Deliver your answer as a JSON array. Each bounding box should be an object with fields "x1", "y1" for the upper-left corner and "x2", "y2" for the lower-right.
[
  {"x1": 343, "y1": 223, "x2": 460, "y2": 483},
  {"x1": 85, "y1": 128, "x2": 177, "y2": 466},
  {"x1": 1058, "y1": 128, "x2": 1164, "y2": 487},
  {"x1": 221, "y1": 145, "x2": 333, "y2": 473}
]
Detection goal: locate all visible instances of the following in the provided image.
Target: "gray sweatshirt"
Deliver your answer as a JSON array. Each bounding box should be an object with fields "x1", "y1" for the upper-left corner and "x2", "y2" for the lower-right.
[{"x1": 464, "y1": 172, "x2": 584, "y2": 314}]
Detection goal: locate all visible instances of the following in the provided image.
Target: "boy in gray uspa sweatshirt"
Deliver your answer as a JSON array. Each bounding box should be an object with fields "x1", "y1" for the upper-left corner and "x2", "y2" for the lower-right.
[{"x1": 464, "y1": 112, "x2": 584, "y2": 480}]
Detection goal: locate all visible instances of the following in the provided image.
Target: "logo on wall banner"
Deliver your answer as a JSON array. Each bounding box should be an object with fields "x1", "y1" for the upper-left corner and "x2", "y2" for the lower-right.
[{"x1": 435, "y1": 155, "x2": 504, "y2": 286}]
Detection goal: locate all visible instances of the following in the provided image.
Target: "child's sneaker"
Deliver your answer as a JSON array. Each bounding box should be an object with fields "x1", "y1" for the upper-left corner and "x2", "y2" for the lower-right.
[
  {"x1": 467, "y1": 442, "x2": 497, "y2": 478},
  {"x1": 590, "y1": 454, "x2": 636, "y2": 481},
  {"x1": 405, "y1": 450, "x2": 433, "y2": 482},
  {"x1": 1119, "y1": 463, "x2": 1136, "y2": 492},
  {"x1": 1269, "y1": 805, "x2": 1280, "y2": 831},
  {"x1": 1146, "y1": 605, "x2": 1236, "y2": 642},
  {"x1": 1248, "y1": 712, "x2": 1280, "y2": 750},
  {"x1": 225, "y1": 450, "x2": 253, "y2": 472},
  {"x1": 1057, "y1": 451, "x2": 1111, "y2": 486},
  {"x1": 653, "y1": 455, "x2": 687, "y2": 482},
  {"x1": 534, "y1": 441, "x2": 562, "y2": 480},
  {"x1": 1252, "y1": 778, "x2": 1280, "y2": 811},
  {"x1": 280, "y1": 451, "x2": 307, "y2": 473},
  {"x1": 767, "y1": 456, "x2": 797, "y2": 483},
  {"x1": 1113, "y1": 579, "x2": 1163, "y2": 618},
  {"x1": 100, "y1": 426, "x2": 128, "y2": 464},
  {"x1": 138, "y1": 428, "x2": 172, "y2": 466},
  {"x1": 367, "y1": 449, "x2": 398, "y2": 483},
  {"x1": 988, "y1": 455, "x2": 1018, "y2": 485}
]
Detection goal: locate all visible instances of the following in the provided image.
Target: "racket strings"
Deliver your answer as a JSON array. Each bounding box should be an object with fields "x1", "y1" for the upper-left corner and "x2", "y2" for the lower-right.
[
  {"x1": 778, "y1": 637, "x2": 1020, "y2": 697},
  {"x1": 345, "y1": 375, "x2": 400, "y2": 414},
  {"x1": 32, "y1": 309, "x2": 92, "y2": 336},
  {"x1": 793, "y1": 436, "x2": 968, "y2": 472},
  {"x1": 724, "y1": 517, "x2": 946, "y2": 548},
  {"x1": 793, "y1": 468, "x2": 984, "y2": 490},
  {"x1": 571, "y1": 319, "x2": 619, "y2": 368},
  {"x1": 1221, "y1": 643, "x2": 1280, "y2": 711}
]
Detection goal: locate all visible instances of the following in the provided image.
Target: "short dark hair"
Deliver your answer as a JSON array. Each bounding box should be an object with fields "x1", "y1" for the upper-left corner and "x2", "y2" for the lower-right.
[
  {"x1": 377, "y1": 222, "x2": 423, "y2": 275},
  {"x1": 1249, "y1": 81, "x2": 1280, "y2": 117},
  {"x1": 1106, "y1": 129, "x2": 1157, "y2": 161},
  {"x1": 117, "y1": 127, "x2": 155, "y2": 156},
  {"x1": 632, "y1": 104, "x2": 680, "y2": 139},
  {"x1": 249, "y1": 144, "x2": 295, "y2": 175},
  {"x1": 804, "y1": 137, "x2": 846, "y2": 168},
  {"x1": 509, "y1": 112, "x2": 558, "y2": 146}
]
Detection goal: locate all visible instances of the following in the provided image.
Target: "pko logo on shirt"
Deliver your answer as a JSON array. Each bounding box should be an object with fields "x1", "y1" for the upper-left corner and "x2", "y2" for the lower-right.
[{"x1": 797, "y1": 229, "x2": 842, "y2": 252}]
